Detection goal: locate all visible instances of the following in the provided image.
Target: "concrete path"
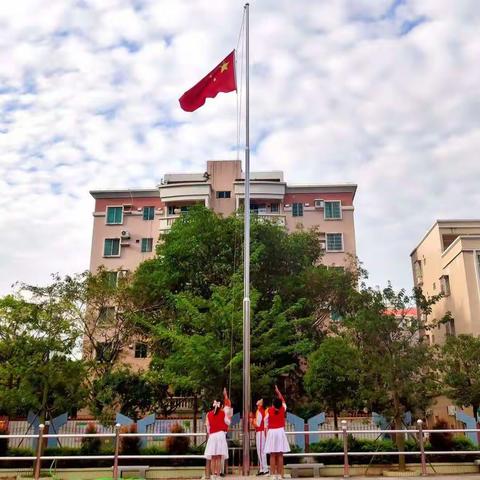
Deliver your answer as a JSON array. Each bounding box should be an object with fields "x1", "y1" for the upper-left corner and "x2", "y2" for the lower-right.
[{"x1": 215, "y1": 476, "x2": 480, "y2": 480}]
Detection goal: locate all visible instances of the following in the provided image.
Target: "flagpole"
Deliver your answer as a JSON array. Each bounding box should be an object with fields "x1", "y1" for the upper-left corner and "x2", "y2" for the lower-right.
[{"x1": 242, "y1": 2, "x2": 251, "y2": 477}]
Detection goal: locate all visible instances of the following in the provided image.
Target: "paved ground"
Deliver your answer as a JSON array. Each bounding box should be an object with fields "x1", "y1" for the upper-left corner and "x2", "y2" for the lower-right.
[{"x1": 216, "y1": 476, "x2": 480, "y2": 480}]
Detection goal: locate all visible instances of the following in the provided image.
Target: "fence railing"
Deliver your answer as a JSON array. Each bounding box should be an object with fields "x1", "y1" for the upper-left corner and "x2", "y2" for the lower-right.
[{"x1": 2, "y1": 420, "x2": 480, "y2": 480}]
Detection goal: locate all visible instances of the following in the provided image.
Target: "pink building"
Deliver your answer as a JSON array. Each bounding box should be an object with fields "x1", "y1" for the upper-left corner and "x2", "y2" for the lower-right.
[{"x1": 89, "y1": 160, "x2": 358, "y2": 368}]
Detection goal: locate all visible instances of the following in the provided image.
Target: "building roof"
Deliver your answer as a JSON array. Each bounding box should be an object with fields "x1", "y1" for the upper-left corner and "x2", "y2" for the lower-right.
[
  {"x1": 162, "y1": 173, "x2": 208, "y2": 184},
  {"x1": 410, "y1": 219, "x2": 480, "y2": 257},
  {"x1": 287, "y1": 184, "x2": 357, "y2": 198},
  {"x1": 90, "y1": 189, "x2": 160, "y2": 199}
]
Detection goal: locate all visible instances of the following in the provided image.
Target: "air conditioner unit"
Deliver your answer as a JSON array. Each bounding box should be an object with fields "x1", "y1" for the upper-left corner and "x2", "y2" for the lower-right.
[
  {"x1": 121, "y1": 230, "x2": 130, "y2": 239},
  {"x1": 447, "y1": 405, "x2": 456, "y2": 416},
  {"x1": 123, "y1": 204, "x2": 132, "y2": 211},
  {"x1": 305, "y1": 203, "x2": 310, "y2": 207},
  {"x1": 284, "y1": 204, "x2": 290, "y2": 208},
  {"x1": 314, "y1": 199, "x2": 324, "y2": 208},
  {"x1": 320, "y1": 241, "x2": 326, "y2": 249}
]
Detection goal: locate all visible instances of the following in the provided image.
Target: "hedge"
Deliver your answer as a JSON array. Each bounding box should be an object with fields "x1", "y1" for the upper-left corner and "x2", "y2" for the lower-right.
[{"x1": 309, "y1": 436, "x2": 480, "y2": 464}]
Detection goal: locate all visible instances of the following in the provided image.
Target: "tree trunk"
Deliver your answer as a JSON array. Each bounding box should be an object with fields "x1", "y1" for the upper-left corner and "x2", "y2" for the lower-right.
[
  {"x1": 472, "y1": 402, "x2": 479, "y2": 423},
  {"x1": 193, "y1": 394, "x2": 198, "y2": 446},
  {"x1": 333, "y1": 408, "x2": 339, "y2": 439},
  {"x1": 393, "y1": 393, "x2": 406, "y2": 471}
]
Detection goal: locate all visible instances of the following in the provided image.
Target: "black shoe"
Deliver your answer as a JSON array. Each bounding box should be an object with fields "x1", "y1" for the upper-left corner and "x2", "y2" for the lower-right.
[
  {"x1": 256, "y1": 472, "x2": 267, "y2": 476},
  {"x1": 219, "y1": 474, "x2": 225, "y2": 477}
]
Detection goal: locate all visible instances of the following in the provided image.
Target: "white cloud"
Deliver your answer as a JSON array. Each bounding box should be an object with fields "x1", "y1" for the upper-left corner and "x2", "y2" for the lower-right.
[{"x1": 0, "y1": 0, "x2": 479, "y2": 294}]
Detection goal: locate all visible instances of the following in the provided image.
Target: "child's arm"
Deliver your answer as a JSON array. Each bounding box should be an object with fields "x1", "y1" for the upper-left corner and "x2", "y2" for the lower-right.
[
  {"x1": 205, "y1": 414, "x2": 211, "y2": 434},
  {"x1": 255, "y1": 409, "x2": 263, "y2": 428},
  {"x1": 275, "y1": 385, "x2": 287, "y2": 410},
  {"x1": 223, "y1": 387, "x2": 232, "y2": 407},
  {"x1": 223, "y1": 387, "x2": 233, "y2": 420}
]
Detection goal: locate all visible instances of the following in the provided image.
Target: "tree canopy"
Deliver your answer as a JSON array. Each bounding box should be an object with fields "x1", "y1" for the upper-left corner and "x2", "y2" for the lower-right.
[
  {"x1": 441, "y1": 334, "x2": 480, "y2": 421},
  {"x1": 131, "y1": 206, "x2": 360, "y2": 408}
]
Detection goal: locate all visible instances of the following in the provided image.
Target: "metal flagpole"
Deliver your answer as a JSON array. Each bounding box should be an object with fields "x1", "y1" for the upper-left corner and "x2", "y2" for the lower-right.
[{"x1": 242, "y1": 2, "x2": 251, "y2": 476}]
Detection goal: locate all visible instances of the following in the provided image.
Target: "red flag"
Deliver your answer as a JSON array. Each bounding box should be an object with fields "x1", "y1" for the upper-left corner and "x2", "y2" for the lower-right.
[{"x1": 179, "y1": 51, "x2": 236, "y2": 112}]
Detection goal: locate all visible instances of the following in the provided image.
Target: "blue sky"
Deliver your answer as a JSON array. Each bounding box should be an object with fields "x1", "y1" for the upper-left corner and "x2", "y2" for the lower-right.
[{"x1": 1, "y1": 0, "x2": 479, "y2": 294}]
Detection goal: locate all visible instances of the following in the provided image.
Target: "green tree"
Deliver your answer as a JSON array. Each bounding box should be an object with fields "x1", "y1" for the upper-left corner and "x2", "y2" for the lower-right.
[
  {"x1": 304, "y1": 337, "x2": 361, "y2": 431},
  {"x1": 341, "y1": 285, "x2": 448, "y2": 470},
  {"x1": 441, "y1": 334, "x2": 480, "y2": 421},
  {"x1": 131, "y1": 206, "x2": 360, "y2": 408},
  {"x1": 0, "y1": 292, "x2": 85, "y2": 421},
  {"x1": 89, "y1": 368, "x2": 175, "y2": 422}
]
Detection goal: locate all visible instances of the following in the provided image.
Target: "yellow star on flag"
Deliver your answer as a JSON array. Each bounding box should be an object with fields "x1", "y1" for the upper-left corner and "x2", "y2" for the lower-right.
[{"x1": 220, "y1": 61, "x2": 229, "y2": 73}]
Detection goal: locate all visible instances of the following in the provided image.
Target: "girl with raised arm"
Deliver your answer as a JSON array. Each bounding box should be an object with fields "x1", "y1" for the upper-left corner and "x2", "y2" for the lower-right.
[
  {"x1": 205, "y1": 388, "x2": 232, "y2": 480},
  {"x1": 264, "y1": 385, "x2": 290, "y2": 480}
]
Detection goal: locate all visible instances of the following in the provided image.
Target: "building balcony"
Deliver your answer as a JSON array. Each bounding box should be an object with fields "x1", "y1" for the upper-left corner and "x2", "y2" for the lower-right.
[
  {"x1": 159, "y1": 215, "x2": 180, "y2": 233},
  {"x1": 255, "y1": 212, "x2": 286, "y2": 226},
  {"x1": 159, "y1": 182, "x2": 211, "y2": 204},
  {"x1": 233, "y1": 180, "x2": 286, "y2": 200}
]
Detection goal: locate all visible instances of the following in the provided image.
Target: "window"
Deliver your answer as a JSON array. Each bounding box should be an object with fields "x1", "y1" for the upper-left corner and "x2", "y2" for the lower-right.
[
  {"x1": 292, "y1": 202, "x2": 303, "y2": 217},
  {"x1": 141, "y1": 238, "x2": 153, "y2": 253},
  {"x1": 168, "y1": 205, "x2": 176, "y2": 215},
  {"x1": 106, "y1": 206, "x2": 123, "y2": 224},
  {"x1": 95, "y1": 342, "x2": 115, "y2": 363},
  {"x1": 413, "y1": 260, "x2": 423, "y2": 285},
  {"x1": 271, "y1": 203, "x2": 280, "y2": 213},
  {"x1": 134, "y1": 342, "x2": 148, "y2": 358},
  {"x1": 440, "y1": 275, "x2": 451, "y2": 296},
  {"x1": 324, "y1": 200, "x2": 342, "y2": 219},
  {"x1": 216, "y1": 191, "x2": 231, "y2": 199},
  {"x1": 445, "y1": 319, "x2": 456, "y2": 337},
  {"x1": 117, "y1": 270, "x2": 129, "y2": 281},
  {"x1": 98, "y1": 307, "x2": 115, "y2": 327},
  {"x1": 326, "y1": 233, "x2": 343, "y2": 251},
  {"x1": 104, "y1": 238, "x2": 120, "y2": 257},
  {"x1": 180, "y1": 206, "x2": 189, "y2": 213},
  {"x1": 251, "y1": 203, "x2": 267, "y2": 214},
  {"x1": 105, "y1": 271, "x2": 118, "y2": 287},
  {"x1": 330, "y1": 310, "x2": 343, "y2": 321},
  {"x1": 143, "y1": 206, "x2": 155, "y2": 220}
]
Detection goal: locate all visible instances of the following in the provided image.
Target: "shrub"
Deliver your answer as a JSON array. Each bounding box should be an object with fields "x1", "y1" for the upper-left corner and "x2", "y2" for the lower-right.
[
  {"x1": 426, "y1": 435, "x2": 479, "y2": 463},
  {"x1": 429, "y1": 420, "x2": 453, "y2": 451},
  {"x1": 44, "y1": 446, "x2": 79, "y2": 456},
  {"x1": 451, "y1": 435, "x2": 476, "y2": 451},
  {"x1": 309, "y1": 437, "x2": 343, "y2": 464},
  {"x1": 0, "y1": 423, "x2": 9, "y2": 456},
  {"x1": 80, "y1": 422, "x2": 102, "y2": 455},
  {"x1": 310, "y1": 437, "x2": 399, "y2": 465},
  {"x1": 310, "y1": 437, "x2": 343, "y2": 453},
  {"x1": 8, "y1": 447, "x2": 34, "y2": 457},
  {"x1": 188, "y1": 444, "x2": 204, "y2": 455},
  {"x1": 140, "y1": 445, "x2": 167, "y2": 456},
  {"x1": 119, "y1": 423, "x2": 141, "y2": 455},
  {"x1": 165, "y1": 423, "x2": 190, "y2": 455}
]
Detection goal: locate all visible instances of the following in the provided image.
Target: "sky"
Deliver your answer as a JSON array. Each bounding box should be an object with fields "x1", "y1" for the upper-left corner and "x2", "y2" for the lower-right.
[{"x1": 1, "y1": 0, "x2": 479, "y2": 295}]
